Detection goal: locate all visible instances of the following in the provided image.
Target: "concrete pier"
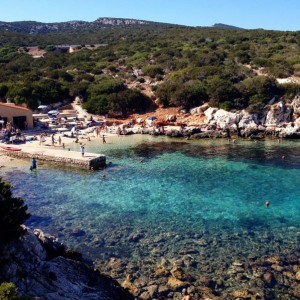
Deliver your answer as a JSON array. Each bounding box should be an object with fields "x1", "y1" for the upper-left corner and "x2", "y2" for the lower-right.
[{"x1": 0, "y1": 145, "x2": 106, "y2": 170}]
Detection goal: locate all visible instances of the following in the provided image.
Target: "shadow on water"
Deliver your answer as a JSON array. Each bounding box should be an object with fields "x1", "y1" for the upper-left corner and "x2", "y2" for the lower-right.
[
  {"x1": 237, "y1": 217, "x2": 270, "y2": 229},
  {"x1": 129, "y1": 140, "x2": 300, "y2": 169},
  {"x1": 26, "y1": 215, "x2": 52, "y2": 226}
]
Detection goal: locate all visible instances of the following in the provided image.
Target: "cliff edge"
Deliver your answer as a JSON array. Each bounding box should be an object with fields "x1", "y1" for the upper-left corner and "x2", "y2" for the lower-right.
[{"x1": 0, "y1": 227, "x2": 134, "y2": 300}]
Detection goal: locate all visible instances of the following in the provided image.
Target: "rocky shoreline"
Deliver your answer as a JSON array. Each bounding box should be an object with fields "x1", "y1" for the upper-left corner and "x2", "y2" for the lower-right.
[
  {"x1": 4, "y1": 226, "x2": 300, "y2": 300},
  {"x1": 118, "y1": 96, "x2": 300, "y2": 141},
  {"x1": 0, "y1": 227, "x2": 134, "y2": 300}
]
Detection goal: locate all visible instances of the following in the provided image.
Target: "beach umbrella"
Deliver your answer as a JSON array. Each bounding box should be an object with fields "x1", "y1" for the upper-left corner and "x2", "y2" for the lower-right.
[
  {"x1": 38, "y1": 105, "x2": 49, "y2": 110},
  {"x1": 147, "y1": 116, "x2": 157, "y2": 121},
  {"x1": 48, "y1": 110, "x2": 59, "y2": 115}
]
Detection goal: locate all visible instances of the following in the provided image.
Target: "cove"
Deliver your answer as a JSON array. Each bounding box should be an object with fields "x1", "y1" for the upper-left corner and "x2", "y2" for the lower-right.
[{"x1": 2, "y1": 136, "x2": 300, "y2": 296}]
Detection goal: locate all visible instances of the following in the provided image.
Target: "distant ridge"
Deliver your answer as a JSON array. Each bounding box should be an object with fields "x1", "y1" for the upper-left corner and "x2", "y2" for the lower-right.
[
  {"x1": 0, "y1": 18, "x2": 250, "y2": 34},
  {"x1": 0, "y1": 17, "x2": 174, "y2": 34},
  {"x1": 212, "y1": 23, "x2": 245, "y2": 30}
]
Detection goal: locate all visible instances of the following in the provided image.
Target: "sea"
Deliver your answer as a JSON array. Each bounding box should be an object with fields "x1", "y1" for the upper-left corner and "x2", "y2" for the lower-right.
[{"x1": 2, "y1": 135, "x2": 300, "y2": 291}]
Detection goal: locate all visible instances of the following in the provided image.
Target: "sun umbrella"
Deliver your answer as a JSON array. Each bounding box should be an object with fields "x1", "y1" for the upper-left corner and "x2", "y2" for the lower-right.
[
  {"x1": 48, "y1": 110, "x2": 59, "y2": 115},
  {"x1": 38, "y1": 105, "x2": 49, "y2": 110},
  {"x1": 147, "y1": 116, "x2": 157, "y2": 121}
]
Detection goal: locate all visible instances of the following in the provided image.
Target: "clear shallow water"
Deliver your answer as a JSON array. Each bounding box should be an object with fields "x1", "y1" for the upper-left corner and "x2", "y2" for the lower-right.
[{"x1": 3, "y1": 136, "x2": 300, "y2": 274}]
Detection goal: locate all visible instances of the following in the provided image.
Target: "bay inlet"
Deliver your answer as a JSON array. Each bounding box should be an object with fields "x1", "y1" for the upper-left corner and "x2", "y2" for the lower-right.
[{"x1": 3, "y1": 135, "x2": 300, "y2": 298}]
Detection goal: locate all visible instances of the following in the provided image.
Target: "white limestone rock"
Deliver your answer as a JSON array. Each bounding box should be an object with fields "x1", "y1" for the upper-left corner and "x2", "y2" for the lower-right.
[
  {"x1": 264, "y1": 100, "x2": 292, "y2": 126},
  {"x1": 238, "y1": 110, "x2": 258, "y2": 129},
  {"x1": 190, "y1": 103, "x2": 209, "y2": 115},
  {"x1": 278, "y1": 123, "x2": 300, "y2": 138},
  {"x1": 213, "y1": 109, "x2": 240, "y2": 129},
  {"x1": 204, "y1": 107, "x2": 218, "y2": 123},
  {"x1": 291, "y1": 96, "x2": 300, "y2": 116}
]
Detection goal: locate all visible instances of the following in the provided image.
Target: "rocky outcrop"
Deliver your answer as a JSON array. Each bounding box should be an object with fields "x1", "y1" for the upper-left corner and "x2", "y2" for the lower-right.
[
  {"x1": 0, "y1": 228, "x2": 133, "y2": 300},
  {"x1": 291, "y1": 96, "x2": 300, "y2": 117},
  {"x1": 264, "y1": 99, "x2": 293, "y2": 126},
  {"x1": 188, "y1": 96, "x2": 300, "y2": 138},
  {"x1": 278, "y1": 124, "x2": 300, "y2": 138}
]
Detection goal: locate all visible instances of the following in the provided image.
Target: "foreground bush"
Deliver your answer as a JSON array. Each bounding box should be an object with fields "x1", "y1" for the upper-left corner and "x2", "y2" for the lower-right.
[
  {"x1": 0, "y1": 179, "x2": 30, "y2": 244},
  {"x1": 0, "y1": 282, "x2": 19, "y2": 300}
]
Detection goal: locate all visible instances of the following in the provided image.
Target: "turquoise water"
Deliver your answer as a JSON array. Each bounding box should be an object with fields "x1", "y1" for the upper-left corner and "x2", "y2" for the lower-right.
[{"x1": 3, "y1": 136, "x2": 300, "y2": 277}]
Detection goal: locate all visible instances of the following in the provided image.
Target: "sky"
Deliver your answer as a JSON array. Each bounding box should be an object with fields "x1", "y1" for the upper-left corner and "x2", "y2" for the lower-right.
[{"x1": 1, "y1": 0, "x2": 299, "y2": 31}]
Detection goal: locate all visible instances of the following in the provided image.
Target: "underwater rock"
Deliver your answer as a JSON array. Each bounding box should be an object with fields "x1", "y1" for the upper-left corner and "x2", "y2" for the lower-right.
[
  {"x1": 145, "y1": 284, "x2": 158, "y2": 298},
  {"x1": 167, "y1": 276, "x2": 187, "y2": 290},
  {"x1": 198, "y1": 286, "x2": 220, "y2": 299},
  {"x1": 271, "y1": 264, "x2": 284, "y2": 272},
  {"x1": 128, "y1": 231, "x2": 145, "y2": 242},
  {"x1": 231, "y1": 289, "x2": 249, "y2": 299},
  {"x1": 170, "y1": 266, "x2": 192, "y2": 282},
  {"x1": 232, "y1": 261, "x2": 244, "y2": 267},
  {"x1": 265, "y1": 256, "x2": 281, "y2": 265},
  {"x1": 139, "y1": 290, "x2": 150, "y2": 300},
  {"x1": 155, "y1": 265, "x2": 169, "y2": 277},
  {"x1": 93, "y1": 236, "x2": 105, "y2": 247},
  {"x1": 70, "y1": 228, "x2": 86, "y2": 237},
  {"x1": 107, "y1": 257, "x2": 127, "y2": 272},
  {"x1": 122, "y1": 274, "x2": 139, "y2": 296},
  {"x1": 198, "y1": 275, "x2": 215, "y2": 288},
  {"x1": 157, "y1": 285, "x2": 171, "y2": 296},
  {"x1": 195, "y1": 238, "x2": 208, "y2": 246},
  {"x1": 215, "y1": 278, "x2": 225, "y2": 288},
  {"x1": 263, "y1": 272, "x2": 276, "y2": 287},
  {"x1": 291, "y1": 283, "x2": 300, "y2": 298}
]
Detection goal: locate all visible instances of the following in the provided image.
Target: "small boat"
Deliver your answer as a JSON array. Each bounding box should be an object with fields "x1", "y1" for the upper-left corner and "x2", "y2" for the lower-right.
[{"x1": 0, "y1": 145, "x2": 22, "y2": 151}]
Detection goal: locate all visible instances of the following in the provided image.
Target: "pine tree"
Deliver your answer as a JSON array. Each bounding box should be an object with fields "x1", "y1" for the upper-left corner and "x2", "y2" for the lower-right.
[{"x1": 0, "y1": 178, "x2": 30, "y2": 243}]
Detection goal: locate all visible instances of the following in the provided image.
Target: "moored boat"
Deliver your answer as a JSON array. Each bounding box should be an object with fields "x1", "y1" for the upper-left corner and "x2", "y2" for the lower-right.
[{"x1": 0, "y1": 145, "x2": 22, "y2": 151}]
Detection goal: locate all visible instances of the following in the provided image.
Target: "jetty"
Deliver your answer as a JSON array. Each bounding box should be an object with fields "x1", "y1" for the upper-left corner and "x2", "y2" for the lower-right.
[{"x1": 0, "y1": 145, "x2": 106, "y2": 170}]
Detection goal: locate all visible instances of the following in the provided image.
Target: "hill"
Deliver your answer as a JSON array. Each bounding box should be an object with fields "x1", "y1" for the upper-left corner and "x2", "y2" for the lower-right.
[
  {"x1": 0, "y1": 18, "x2": 299, "y2": 118},
  {"x1": 212, "y1": 23, "x2": 245, "y2": 30},
  {"x1": 0, "y1": 17, "x2": 174, "y2": 34}
]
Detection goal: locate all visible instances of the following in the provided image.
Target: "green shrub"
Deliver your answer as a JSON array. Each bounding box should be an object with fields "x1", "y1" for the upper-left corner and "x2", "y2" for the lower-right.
[
  {"x1": 0, "y1": 179, "x2": 30, "y2": 244},
  {"x1": 141, "y1": 65, "x2": 164, "y2": 78},
  {"x1": 0, "y1": 282, "x2": 19, "y2": 300}
]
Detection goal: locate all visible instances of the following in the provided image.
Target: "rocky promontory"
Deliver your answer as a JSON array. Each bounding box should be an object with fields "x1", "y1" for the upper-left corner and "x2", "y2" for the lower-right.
[
  {"x1": 0, "y1": 227, "x2": 134, "y2": 300},
  {"x1": 106, "y1": 95, "x2": 300, "y2": 140}
]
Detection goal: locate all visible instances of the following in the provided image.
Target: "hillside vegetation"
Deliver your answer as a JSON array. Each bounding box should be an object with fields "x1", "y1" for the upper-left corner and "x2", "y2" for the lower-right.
[{"x1": 0, "y1": 21, "x2": 300, "y2": 116}]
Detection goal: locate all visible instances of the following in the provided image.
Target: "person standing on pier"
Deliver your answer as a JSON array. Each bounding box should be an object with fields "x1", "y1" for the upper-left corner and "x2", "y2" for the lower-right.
[
  {"x1": 102, "y1": 135, "x2": 106, "y2": 144},
  {"x1": 80, "y1": 143, "x2": 85, "y2": 157}
]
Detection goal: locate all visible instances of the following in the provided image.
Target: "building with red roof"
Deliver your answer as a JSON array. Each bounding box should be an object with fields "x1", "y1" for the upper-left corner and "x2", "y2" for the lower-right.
[{"x1": 0, "y1": 103, "x2": 33, "y2": 129}]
